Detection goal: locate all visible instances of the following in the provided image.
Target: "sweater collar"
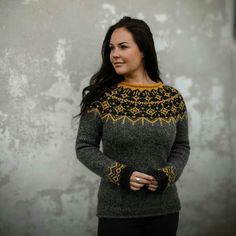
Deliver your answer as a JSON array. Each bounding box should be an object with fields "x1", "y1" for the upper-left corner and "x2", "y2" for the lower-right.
[{"x1": 118, "y1": 81, "x2": 163, "y2": 90}]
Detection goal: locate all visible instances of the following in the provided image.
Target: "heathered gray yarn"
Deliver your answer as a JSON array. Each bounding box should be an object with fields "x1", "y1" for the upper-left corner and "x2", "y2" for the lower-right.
[{"x1": 76, "y1": 82, "x2": 190, "y2": 218}]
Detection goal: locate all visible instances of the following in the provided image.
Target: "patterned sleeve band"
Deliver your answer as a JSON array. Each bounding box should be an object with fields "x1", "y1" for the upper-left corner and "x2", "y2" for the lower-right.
[
  {"x1": 107, "y1": 162, "x2": 134, "y2": 188},
  {"x1": 160, "y1": 166, "x2": 176, "y2": 185}
]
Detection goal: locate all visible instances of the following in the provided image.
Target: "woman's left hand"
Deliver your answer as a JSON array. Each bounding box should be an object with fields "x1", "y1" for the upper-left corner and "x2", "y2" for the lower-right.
[{"x1": 147, "y1": 179, "x2": 158, "y2": 191}]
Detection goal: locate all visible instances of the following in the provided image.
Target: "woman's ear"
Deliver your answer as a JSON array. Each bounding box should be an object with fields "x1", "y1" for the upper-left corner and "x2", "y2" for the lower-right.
[{"x1": 141, "y1": 52, "x2": 144, "y2": 59}]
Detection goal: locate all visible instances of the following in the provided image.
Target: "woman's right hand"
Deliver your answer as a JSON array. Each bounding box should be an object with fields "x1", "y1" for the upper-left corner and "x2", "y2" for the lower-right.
[{"x1": 129, "y1": 171, "x2": 154, "y2": 191}]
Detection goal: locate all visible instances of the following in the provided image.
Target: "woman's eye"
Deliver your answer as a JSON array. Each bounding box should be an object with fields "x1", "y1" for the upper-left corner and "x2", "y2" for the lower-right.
[{"x1": 120, "y1": 45, "x2": 127, "y2": 49}]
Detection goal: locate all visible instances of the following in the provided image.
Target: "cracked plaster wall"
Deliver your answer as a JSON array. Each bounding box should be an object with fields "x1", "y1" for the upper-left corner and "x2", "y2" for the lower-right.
[{"x1": 0, "y1": 0, "x2": 235, "y2": 235}]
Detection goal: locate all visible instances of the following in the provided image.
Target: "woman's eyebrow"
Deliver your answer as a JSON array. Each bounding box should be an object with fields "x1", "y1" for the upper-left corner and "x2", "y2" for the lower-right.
[{"x1": 109, "y1": 42, "x2": 129, "y2": 46}]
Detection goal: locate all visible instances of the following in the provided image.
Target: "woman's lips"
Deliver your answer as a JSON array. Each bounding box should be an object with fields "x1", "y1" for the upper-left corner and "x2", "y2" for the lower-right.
[{"x1": 114, "y1": 62, "x2": 124, "y2": 67}]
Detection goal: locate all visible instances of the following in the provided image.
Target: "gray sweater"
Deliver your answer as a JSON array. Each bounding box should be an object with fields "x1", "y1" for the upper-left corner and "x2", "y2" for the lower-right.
[{"x1": 76, "y1": 81, "x2": 190, "y2": 218}]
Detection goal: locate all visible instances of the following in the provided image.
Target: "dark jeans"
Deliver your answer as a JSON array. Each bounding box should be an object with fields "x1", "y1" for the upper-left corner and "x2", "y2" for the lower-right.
[{"x1": 97, "y1": 212, "x2": 179, "y2": 236}]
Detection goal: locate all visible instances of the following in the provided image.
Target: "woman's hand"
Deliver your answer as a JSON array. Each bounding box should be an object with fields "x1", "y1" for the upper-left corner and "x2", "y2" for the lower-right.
[
  {"x1": 130, "y1": 171, "x2": 155, "y2": 191},
  {"x1": 147, "y1": 179, "x2": 158, "y2": 191}
]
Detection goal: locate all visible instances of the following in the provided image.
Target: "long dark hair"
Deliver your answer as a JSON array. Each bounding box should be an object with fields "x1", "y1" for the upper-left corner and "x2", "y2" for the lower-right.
[{"x1": 79, "y1": 16, "x2": 162, "y2": 115}]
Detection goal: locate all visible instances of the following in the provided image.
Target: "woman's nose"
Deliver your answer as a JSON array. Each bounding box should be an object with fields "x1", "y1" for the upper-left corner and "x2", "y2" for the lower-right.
[{"x1": 111, "y1": 48, "x2": 120, "y2": 58}]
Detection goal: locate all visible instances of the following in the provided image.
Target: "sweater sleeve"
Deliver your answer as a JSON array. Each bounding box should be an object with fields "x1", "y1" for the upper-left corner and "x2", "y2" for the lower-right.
[
  {"x1": 151, "y1": 94, "x2": 190, "y2": 192},
  {"x1": 75, "y1": 110, "x2": 134, "y2": 188}
]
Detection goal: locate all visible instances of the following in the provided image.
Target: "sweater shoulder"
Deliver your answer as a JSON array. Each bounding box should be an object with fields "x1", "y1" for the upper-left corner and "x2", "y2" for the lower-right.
[
  {"x1": 162, "y1": 84, "x2": 184, "y2": 97},
  {"x1": 163, "y1": 84, "x2": 187, "y2": 104}
]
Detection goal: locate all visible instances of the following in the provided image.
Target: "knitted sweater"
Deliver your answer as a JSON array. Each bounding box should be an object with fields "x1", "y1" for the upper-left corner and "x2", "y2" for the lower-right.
[{"x1": 76, "y1": 81, "x2": 190, "y2": 218}]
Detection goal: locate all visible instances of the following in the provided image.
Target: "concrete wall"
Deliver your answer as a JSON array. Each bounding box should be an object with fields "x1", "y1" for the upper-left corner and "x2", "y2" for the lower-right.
[{"x1": 0, "y1": 0, "x2": 235, "y2": 235}]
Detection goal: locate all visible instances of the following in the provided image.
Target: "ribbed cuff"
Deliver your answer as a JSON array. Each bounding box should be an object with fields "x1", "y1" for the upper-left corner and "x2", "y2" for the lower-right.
[
  {"x1": 149, "y1": 169, "x2": 168, "y2": 193},
  {"x1": 119, "y1": 166, "x2": 135, "y2": 189}
]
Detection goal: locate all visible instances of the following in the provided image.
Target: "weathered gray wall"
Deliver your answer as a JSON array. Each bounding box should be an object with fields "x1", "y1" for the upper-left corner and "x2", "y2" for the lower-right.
[{"x1": 0, "y1": 0, "x2": 235, "y2": 235}]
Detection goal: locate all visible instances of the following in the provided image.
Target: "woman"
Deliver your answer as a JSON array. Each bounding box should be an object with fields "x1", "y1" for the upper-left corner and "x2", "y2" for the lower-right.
[{"x1": 75, "y1": 16, "x2": 190, "y2": 236}]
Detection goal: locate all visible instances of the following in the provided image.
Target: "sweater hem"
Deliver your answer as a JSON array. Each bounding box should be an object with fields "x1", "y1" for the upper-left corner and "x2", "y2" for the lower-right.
[{"x1": 96, "y1": 208, "x2": 180, "y2": 219}]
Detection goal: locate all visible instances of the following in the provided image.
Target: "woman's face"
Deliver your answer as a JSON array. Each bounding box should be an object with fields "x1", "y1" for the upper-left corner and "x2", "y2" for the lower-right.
[{"x1": 109, "y1": 27, "x2": 145, "y2": 78}]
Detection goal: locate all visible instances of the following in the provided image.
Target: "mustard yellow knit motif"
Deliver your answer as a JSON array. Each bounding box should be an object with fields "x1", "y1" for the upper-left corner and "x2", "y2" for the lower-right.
[
  {"x1": 161, "y1": 166, "x2": 176, "y2": 185},
  {"x1": 108, "y1": 163, "x2": 126, "y2": 186},
  {"x1": 89, "y1": 84, "x2": 187, "y2": 125}
]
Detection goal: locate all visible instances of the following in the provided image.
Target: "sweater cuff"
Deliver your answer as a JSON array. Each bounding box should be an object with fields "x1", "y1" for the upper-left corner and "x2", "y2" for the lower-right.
[
  {"x1": 119, "y1": 166, "x2": 135, "y2": 189},
  {"x1": 159, "y1": 166, "x2": 176, "y2": 185},
  {"x1": 107, "y1": 162, "x2": 134, "y2": 189},
  {"x1": 149, "y1": 169, "x2": 169, "y2": 193}
]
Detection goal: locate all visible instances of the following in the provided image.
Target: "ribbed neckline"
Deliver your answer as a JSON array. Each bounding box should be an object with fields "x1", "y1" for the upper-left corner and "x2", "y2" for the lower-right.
[{"x1": 118, "y1": 81, "x2": 163, "y2": 89}]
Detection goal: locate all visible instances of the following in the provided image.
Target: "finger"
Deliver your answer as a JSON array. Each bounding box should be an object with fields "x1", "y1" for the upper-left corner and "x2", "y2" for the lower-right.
[
  {"x1": 131, "y1": 177, "x2": 152, "y2": 185},
  {"x1": 131, "y1": 175, "x2": 153, "y2": 184},
  {"x1": 130, "y1": 182, "x2": 145, "y2": 188},
  {"x1": 137, "y1": 172, "x2": 155, "y2": 182},
  {"x1": 148, "y1": 187, "x2": 157, "y2": 191},
  {"x1": 148, "y1": 185, "x2": 158, "y2": 189},
  {"x1": 148, "y1": 182, "x2": 159, "y2": 188},
  {"x1": 130, "y1": 173, "x2": 143, "y2": 184},
  {"x1": 130, "y1": 186, "x2": 141, "y2": 191},
  {"x1": 148, "y1": 185, "x2": 158, "y2": 190},
  {"x1": 132, "y1": 171, "x2": 154, "y2": 182},
  {"x1": 151, "y1": 180, "x2": 158, "y2": 185}
]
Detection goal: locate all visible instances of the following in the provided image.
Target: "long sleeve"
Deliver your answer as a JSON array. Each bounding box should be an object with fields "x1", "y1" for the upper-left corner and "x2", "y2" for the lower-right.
[
  {"x1": 75, "y1": 110, "x2": 134, "y2": 188},
  {"x1": 151, "y1": 95, "x2": 190, "y2": 191},
  {"x1": 164, "y1": 114, "x2": 190, "y2": 182}
]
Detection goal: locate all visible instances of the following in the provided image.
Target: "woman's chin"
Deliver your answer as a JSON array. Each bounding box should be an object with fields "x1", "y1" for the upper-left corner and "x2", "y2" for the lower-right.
[
  {"x1": 115, "y1": 71, "x2": 125, "y2": 75},
  {"x1": 114, "y1": 69, "x2": 127, "y2": 75}
]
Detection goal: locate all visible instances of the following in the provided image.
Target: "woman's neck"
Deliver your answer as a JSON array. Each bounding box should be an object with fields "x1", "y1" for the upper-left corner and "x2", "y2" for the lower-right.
[{"x1": 123, "y1": 71, "x2": 156, "y2": 85}]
